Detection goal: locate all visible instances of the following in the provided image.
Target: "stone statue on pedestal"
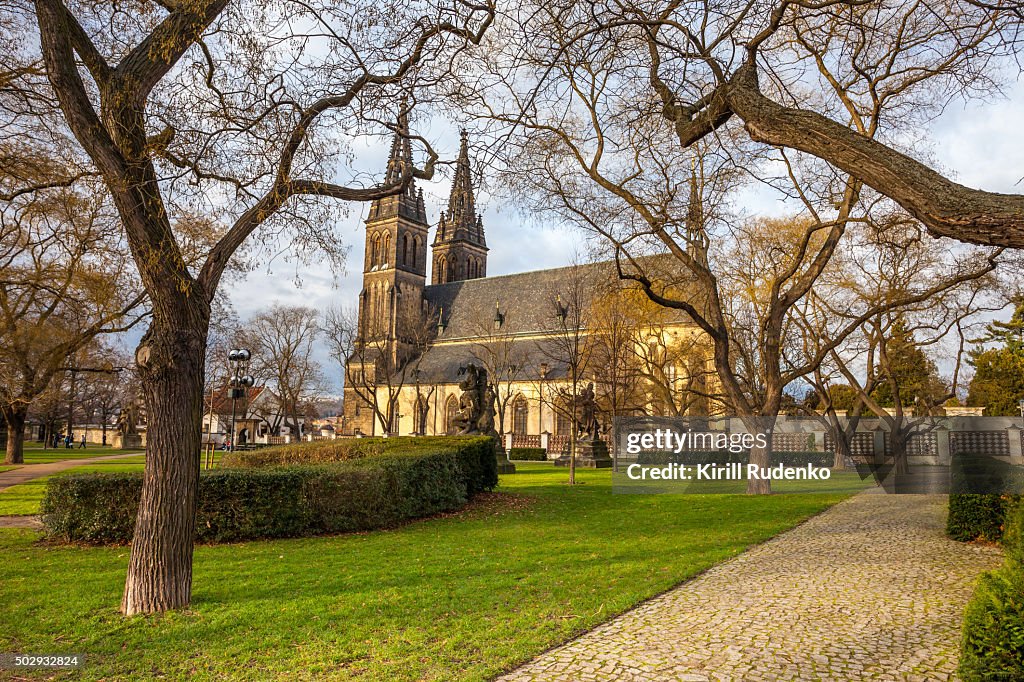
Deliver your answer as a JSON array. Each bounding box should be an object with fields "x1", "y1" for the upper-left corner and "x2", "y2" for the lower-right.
[
  {"x1": 116, "y1": 402, "x2": 139, "y2": 436},
  {"x1": 451, "y1": 363, "x2": 514, "y2": 473},
  {"x1": 451, "y1": 364, "x2": 484, "y2": 435},
  {"x1": 576, "y1": 382, "x2": 599, "y2": 440},
  {"x1": 113, "y1": 397, "x2": 144, "y2": 450},
  {"x1": 554, "y1": 382, "x2": 612, "y2": 469}
]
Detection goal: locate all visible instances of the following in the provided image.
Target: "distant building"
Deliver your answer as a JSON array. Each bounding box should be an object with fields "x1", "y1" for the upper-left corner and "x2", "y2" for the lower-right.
[{"x1": 202, "y1": 385, "x2": 306, "y2": 445}]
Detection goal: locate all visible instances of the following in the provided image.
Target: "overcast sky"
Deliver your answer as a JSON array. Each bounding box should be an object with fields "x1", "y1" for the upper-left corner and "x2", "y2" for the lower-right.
[{"x1": 222, "y1": 80, "x2": 1024, "y2": 394}]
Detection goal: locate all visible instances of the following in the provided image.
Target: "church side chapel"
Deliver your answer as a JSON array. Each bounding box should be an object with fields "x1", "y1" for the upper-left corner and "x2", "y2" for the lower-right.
[{"x1": 341, "y1": 125, "x2": 715, "y2": 456}]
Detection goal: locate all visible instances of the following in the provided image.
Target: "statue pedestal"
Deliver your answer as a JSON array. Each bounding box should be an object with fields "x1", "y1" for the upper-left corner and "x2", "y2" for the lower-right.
[
  {"x1": 554, "y1": 439, "x2": 612, "y2": 469},
  {"x1": 493, "y1": 437, "x2": 516, "y2": 474},
  {"x1": 112, "y1": 433, "x2": 143, "y2": 450}
]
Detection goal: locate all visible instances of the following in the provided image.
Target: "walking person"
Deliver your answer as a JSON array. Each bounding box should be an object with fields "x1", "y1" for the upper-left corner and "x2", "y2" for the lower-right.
[
  {"x1": 64, "y1": 432, "x2": 72, "y2": 449},
  {"x1": 79, "y1": 433, "x2": 87, "y2": 449}
]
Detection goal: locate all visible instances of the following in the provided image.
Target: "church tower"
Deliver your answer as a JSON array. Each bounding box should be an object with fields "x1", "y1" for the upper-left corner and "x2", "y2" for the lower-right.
[
  {"x1": 346, "y1": 118, "x2": 430, "y2": 435},
  {"x1": 431, "y1": 131, "x2": 488, "y2": 284},
  {"x1": 356, "y1": 116, "x2": 430, "y2": 352}
]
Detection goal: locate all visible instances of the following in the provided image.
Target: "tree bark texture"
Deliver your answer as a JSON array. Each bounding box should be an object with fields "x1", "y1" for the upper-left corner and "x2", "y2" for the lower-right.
[
  {"x1": 746, "y1": 441, "x2": 772, "y2": 495},
  {"x1": 726, "y1": 64, "x2": 1024, "y2": 248},
  {"x1": 3, "y1": 404, "x2": 27, "y2": 464},
  {"x1": 121, "y1": 314, "x2": 209, "y2": 615}
]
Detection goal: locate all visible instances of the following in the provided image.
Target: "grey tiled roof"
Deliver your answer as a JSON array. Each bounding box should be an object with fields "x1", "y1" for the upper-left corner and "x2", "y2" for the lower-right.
[
  {"x1": 408, "y1": 257, "x2": 695, "y2": 384},
  {"x1": 411, "y1": 338, "x2": 571, "y2": 385},
  {"x1": 423, "y1": 257, "x2": 691, "y2": 340}
]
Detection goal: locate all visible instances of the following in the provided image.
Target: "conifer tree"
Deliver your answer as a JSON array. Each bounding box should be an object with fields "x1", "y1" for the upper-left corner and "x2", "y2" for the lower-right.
[{"x1": 967, "y1": 297, "x2": 1024, "y2": 415}]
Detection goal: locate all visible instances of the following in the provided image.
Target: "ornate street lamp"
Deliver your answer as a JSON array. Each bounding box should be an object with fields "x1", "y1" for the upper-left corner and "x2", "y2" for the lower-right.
[{"x1": 227, "y1": 349, "x2": 254, "y2": 450}]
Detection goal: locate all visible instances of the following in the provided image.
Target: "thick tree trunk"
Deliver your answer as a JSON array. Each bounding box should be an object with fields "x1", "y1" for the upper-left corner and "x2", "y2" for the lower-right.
[
  {"x1": 743, "y1": 416, "x2": 774, "y2": 495},
  {"x1": 826, "y1": 412, "x2": 849, "y2": 471},
  {"x1": 891, "y1": 429, "x2": 910, "y2": 476},
  {"x1": 831, "y1": 432, "x2": 849, "y2": 471},
  {"x1": 121, "y1": 317, "x2": 208, "y2": 616},
  {"x1": 3, "y1": 404, "x2": 27, "y2": 464},
  {"x1": 746, "y1": 441, "x2": 772, "y2": 495}
]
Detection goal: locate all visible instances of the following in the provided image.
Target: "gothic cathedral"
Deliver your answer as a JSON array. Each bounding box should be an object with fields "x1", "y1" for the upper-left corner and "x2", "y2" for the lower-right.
[{"x1": 344, "y1": 125, "x2": 489, "y2": 435}]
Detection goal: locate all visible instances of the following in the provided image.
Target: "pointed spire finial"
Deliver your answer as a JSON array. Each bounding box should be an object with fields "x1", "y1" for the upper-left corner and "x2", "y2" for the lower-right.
[
  {"x1": 441, "y1": 129, "x2": 479, "y2": 241},
  {"x1": 368, "y1": 110, "x2": 427, "y2": 224}
]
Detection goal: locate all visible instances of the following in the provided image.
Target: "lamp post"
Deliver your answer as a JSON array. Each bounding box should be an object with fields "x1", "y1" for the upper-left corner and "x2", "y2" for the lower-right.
[{"x1": 227, "y1": 349, "x2": 254, "y2": 451}]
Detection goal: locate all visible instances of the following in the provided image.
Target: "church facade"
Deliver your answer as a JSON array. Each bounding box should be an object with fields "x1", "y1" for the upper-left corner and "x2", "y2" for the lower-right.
[{"x1": 341, "y1": 127, "x2": 712, "y2": 448}]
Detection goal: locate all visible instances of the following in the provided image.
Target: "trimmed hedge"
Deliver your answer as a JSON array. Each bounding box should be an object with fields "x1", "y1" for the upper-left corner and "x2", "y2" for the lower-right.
[
  {"x1": 947, "y1": 453, "x2": 1023, "y2": 542},
  {"x1": 635, "y1": 450, "x2": 832, "y2": 467},
  {"x1": 960, "y1": 499, "x2": 1024, "y2": 681},
  {"x1": 510, "y1": 447, "x2": 547, "y2": 461},
  {"x1": 222, "y1": 435, "x2": 498, "y2": 496},
  {"x1": 42, "y1": 437, "x2": 498, "y2": 545},
  {"x1": 947, "y1": 494, "x2": 1014, "y2": 542}
]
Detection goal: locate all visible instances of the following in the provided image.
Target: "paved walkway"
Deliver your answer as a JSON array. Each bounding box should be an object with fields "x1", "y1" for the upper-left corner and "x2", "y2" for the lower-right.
[
  {"x1": 0, "y1": 452, "x2": 143, "y2": 529},
  {"x1": 0, "y1": 452, "x2": 142, "y2": 492},
  {"x1": 498, "y1": 492, "x2": 1002, "y2": 682},
  {"x1": 0, "y1": 515, "x2": 42, "y2": 529}
]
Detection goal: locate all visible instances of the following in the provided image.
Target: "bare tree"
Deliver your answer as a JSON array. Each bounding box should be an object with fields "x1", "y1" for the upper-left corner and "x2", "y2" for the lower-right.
[
  {"x1": 324, "y1": 305, "x2": 437, "y2": 435},
  {"x1": 534, "y1": 263, "x2": 596, "y2": 485},
  {"x1": 587, "y1": 285, "x2": 643, "y2": 426},
  {"x1": 468, "y1": 303, "x2": 528, "y2": 436},
  {"x1": 461, "y1": 0, "x2": 1011, "y2": 491},
  {"x1": 465, "y1": 1, "x2": 1024, "y2": 247},
  {"x1": 617, "y1": 290, "x2": 712, "y2": 418},
  {"x1": 241, "y1": 305, "x2": 324, "y2": 439},
  {"x1": 803, "y1": 366, "x2": 863, "y2": 470},
  {"x1": 27, "y1": 376, "x2": 67, "y2": 449},
  {"x1": 77, "y1": 343, "x2": 133, "y2": 446},
  {"x1": 0, "y1": 183, "x2": 146, "y2": 463},
  {"x1": 8, "y1": 0, "x2": 494, "y2": 614},
  {"x1": 800, "y1": 222, "x2": 1007, "y2": 473}
]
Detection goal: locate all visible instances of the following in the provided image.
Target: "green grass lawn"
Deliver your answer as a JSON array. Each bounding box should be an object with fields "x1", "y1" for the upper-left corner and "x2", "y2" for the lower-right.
[
  {"x1": 0, "y1": 465, "x2": 20, "y2": 473},
  {"x1": 0, "y1": 458, "x2": 147, "y2": 516},
  {"x1": 0, "y1": 462, "x2": 854, "y2": 681}
]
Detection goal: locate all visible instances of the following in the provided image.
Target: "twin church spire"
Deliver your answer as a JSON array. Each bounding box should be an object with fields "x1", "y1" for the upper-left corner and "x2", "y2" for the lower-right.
[
  {"x1": 434, "y1": 131, "x2": 486, "y2": 252},
  {"x1": 367, "y1": 114, "x2": 428, "y2": 224},
  {"x1": 348, "y1": 122, "x2": 489, "y2": 434},
  {"x1": 431, "y1": 130, "x2": 488, "y2": 284},
  {"x1": 364, "y1": 121, "x2": 488, "y2": 286}
]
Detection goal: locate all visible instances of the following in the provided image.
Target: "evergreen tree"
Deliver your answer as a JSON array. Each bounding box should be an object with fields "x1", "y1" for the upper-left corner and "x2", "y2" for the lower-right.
[
  {"x1": 967, "y1": 297, "x2": 1024, "y2": 415},
  {"x1": 871, "y1": 317, "x2": 947, "y2": 410}
]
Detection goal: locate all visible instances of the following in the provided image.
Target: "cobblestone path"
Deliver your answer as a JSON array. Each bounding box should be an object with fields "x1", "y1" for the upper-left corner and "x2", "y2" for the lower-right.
[{"x1": 498, "y1": 492, "x2": 1001, "y2": 681}]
